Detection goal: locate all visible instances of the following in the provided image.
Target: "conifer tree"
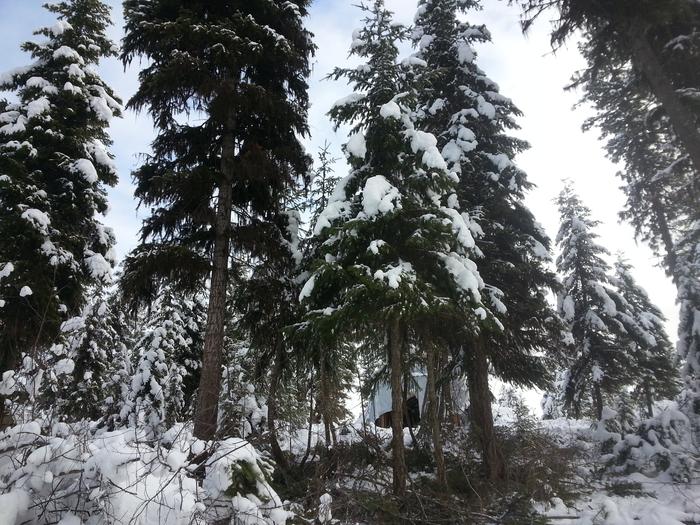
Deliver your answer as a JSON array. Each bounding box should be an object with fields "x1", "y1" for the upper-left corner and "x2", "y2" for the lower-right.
[
  {"x1": 555, "y1": 185, "x2": 648, "y2": 419},
  {"x1": 121, "y1": 0, "x2": 314, "y2": 439},
  {"x1": 43, "y1": 289, "x2": 131, "y2": 422},
  {"x1": 0, "y1": 0, "x2": 120, "y2": 379},
  {"x1": 231, "y1": 205, "x2": 306, "y2": 469},
  {"x1": 121, "y1": 290, "x2": 205, "y2": 436},
  {"x1": 308, "y1": 142, "x2": 340, "y2": 235},
  {"x1": 676, "y1": 224, "x2": 700, "y2": 435},
  {"x1": 612, "y1": 257, "x2": 680, "y2": 417},
  {"x1": 300, "y1": 0, "x2": 491, "y2": 495},
  {"x1": 520, "y1": 0, "x2": 700, "y2": 177},
  {"x1": 412, "y1": 0, "x2": 560, "y2": 479},
  {"x1": 570, "y1": 13, "x2": 700, "y2": 437}
]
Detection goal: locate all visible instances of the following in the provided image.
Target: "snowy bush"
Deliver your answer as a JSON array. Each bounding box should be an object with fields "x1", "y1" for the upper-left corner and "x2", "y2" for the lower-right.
[
  {"x1": 0, "y1": 421, "x2": 290, "y2": 524},
  {"x1": 603, "y1": 403, "x2": 696, "y2": 482}
]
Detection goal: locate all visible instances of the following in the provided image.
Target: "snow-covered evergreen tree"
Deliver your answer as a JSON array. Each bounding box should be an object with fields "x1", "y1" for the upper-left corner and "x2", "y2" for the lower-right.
[
  {"x1": 556, "y1": 185, "x2": 641, "y2": 420},
  {"x1": 676, "y1": 222, "x2": 700, "y2": 436},
  {"x1": 42, "y1": 289, "x2": 133, "y2": 422},
  {"x1": 0, "y1": 0, "x2": 120, "y2": 377},
  {"x1": 121, "y1": 0, "x2": 314, "y2": 440},
  {"x1": 301, "y1": 0, "x2": 491, "y2": 495},
  {"x1": 612, "y1": 257, "x2": 680, "y2": 417},
  {"x1": 121, "y1": 291, "x2": 205, "y2": 437},
  {"x1": 308, "y1": 142, "x2": 340, "y2": 236},
  {"x1": 411, "y1": 0, "x2": 560, "y2": 479}
]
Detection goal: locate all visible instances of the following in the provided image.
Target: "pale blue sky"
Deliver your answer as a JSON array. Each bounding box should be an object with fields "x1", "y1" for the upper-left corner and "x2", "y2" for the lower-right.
[{"x1": 0, "y1": 0, "x2": 679, "y2": 337}]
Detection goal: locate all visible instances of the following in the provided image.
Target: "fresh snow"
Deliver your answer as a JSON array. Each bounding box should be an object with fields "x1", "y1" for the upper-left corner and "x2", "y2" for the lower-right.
[
  {"x1": 52, "y1": 46, "x2": 84, "y2": 64},
  {"x1": 25, "y1": 97, "x2": 51, "y2": 119},
  {"x1": 332, "y1": 93, "x2": 366, "y2": 108},
  {"x1": 345, "y1": 132, "x2": 366, "y2": 159},
  {"x1": 379, "y1": 100, "x2": 402, "y2": 120},
  {"x1": 21, "y1": 208, "x2": 50, "y2": 234},
  {"x1": 71, "y1": 158, "x2": 99, "y2": 184},
  {"x1": 362, "y1": 175, "x2": 401, "y2": 217}
]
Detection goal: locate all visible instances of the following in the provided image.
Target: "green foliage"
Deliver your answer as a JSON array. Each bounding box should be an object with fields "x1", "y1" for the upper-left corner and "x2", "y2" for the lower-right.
[
  {"x1": 413, "y1": 0, "x2": 561, "y2": 389},
  {"x1": 0, "y1": 0, "x2": 121, "y2": 372},
  {"x1": 120, "y1": 0, "x2": 315, "y2": 301},
  {"x1": 225, "y1": 460, "x2": 269, "y2": 502}
]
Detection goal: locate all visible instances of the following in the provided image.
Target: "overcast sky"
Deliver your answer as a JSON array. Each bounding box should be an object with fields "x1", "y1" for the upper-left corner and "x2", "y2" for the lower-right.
[{"x1": 0, "y1": 0, "x2": 679, "y2": 336}]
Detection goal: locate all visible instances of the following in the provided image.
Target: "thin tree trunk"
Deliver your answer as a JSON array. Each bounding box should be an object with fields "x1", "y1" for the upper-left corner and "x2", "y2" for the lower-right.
[
  {"x1": 426, "y1": 344, "x2": 447, "y2": 489},
  {"x1": 299, "y1": 372, "x2": 315, "y2": 468},
  {"x1": 193, "y1": 113, "x2": 235, "y2": 441},
  {"x1": 467, "y1": 337, "x2": 505, "y2": 481},
  {"x1": 593, "y1": 382, "x2": 604, "y2": 421},
  {"x1": 267, "y1": 344, "x2": 289, "y2": 471},
  {"x1": 402, "y1": 372, "x2": 419, "y2": 448},
  {"x1": 389, "y1": 318, "x2": 407, "y2": 497},
  {"x1": 651, "y1": 196, "x2": 678, "y2": 281},
  {"x1": 626, "y1": 20, "x2": 700, "y2": 177},
  {"x1": 644, "y1": 380, "x2": 654, "y2": 419}
]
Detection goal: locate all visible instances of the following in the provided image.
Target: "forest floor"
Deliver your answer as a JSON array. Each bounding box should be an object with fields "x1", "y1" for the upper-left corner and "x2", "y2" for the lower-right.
[{"x1": 275, "y1": 401, "x2": 700, "y2": 524}]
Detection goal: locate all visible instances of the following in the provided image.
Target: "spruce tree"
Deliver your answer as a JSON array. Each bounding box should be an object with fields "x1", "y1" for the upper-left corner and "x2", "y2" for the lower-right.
[
  {"x1": 676, "y1": 223, "x2": 700, "y2": 435},
  {"x1": 0, "y1": 0, "x2": 120, "y2": 378},
  {"x1": 121, "y1": 290, "x2": 205, "y2": 436},
  {"x1": 300, "y1": 0, "x2": 491, "y2": 495},
  {"x1": 121, "y1": 0, "x2": 314, "y2": 439},
  {"x1": 555, "y1": 185, "x2": 648, "y2": 419},
  {"x1": 612, "y1": 257, "x2": 680, "y2": 417},
  {"x1": 308, "y1": 142, "x2": 340, "y2": 235},
  {"x1": 412, "y1": 0, "x2": 560, "y2": 479},
  {"x1": 519, "y1": 0, "x2": 700, "y2": 177},
  {"x1": 231, "y1": 204, "x2": 306, "y2": 469},
  {"x1": 570, "y1": 13, "x2": 700, "y2": 438},
  {"x1": 44, "y1": 289, "x2": 130, "y2": 422}
]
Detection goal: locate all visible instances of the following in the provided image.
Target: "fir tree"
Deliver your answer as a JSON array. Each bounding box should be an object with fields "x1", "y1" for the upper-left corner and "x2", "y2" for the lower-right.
[
  {"x1": 0, "y1": 0, "x2": 120, "y2": 379},
  {"x1": 555, "y1": 185, "x2": 648, "y2": 419},
  {"x1": 676, "y1": 223, "x2": 700, "y2": 436},
  {"x1": 231, "y1": 204, "x2": 306, "y2": 469},
  {"x1": 411, "y1": 0, "x2": 560, "y2": 479},
  {"x1": 121, "y1": 0, "x2": 314, "y2": 439},
  {"x1": 612, "y1": 257, "x2": 680, "y2": 417},
  {"x1": 570, "y1": 10, "x2": 700, "y2": 437},
  {"x1": 43, "y1": 289, "x2": 132, "y2": 422},
  {"x1": 121, "y1": 290, "x2": 205, "y2": 436},
  {"x1": 301, "y1": 0, "x2": 491, "y2": 495},
  {"x1": 308, "y1": 142, "x2": 340, "y2": 236},
  {"x1": 520, "y1": 0, "x2": 700, "y2": 177}
]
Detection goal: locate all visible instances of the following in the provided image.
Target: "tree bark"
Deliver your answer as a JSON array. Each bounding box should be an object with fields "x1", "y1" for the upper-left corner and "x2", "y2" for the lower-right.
[
  {"x1": 389, "y1": 318, "x2": 407, "y2": 497},
  {"x1": 467, "y1": 337, "x2": 505, "y2": 481},
  {"x1": 426, "y1": 344, "x2": 447, "y2": 489},
  {"x1": 193, "y1": 112, "x2": 235, "y2": 440},
  {"x1": 299, "y1": 372, "x2": 315, "y2": 468},
  {"x1": 650, "y1": 196, "x2": 679, "y2": 280},
  {"x1": 593, "y1": 382, "x2": 604, "y2": 421},
  {"x1": 267, "y1": 344, "x2": 289, "y2": 471},
  {"x1": 644, "y1": 380, "x2": 654, "y2": 419},
  {"x1": 626, "y1": 20, "x2": 700, "y2": 177}
]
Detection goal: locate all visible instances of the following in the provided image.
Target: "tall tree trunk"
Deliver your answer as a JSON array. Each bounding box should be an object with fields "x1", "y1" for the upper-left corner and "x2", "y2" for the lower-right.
[
  {"x1": 467, "y1": 337, "x2": 505, "y2": 481},
  {"x1": 299, "y1": 372, "x2": 315, "y2": 468},
  {"x1": 593, "y1": 382, "x2": 604, "y2": 421},
  {"x1": 193, "y1": 114, "x2": 235, "y2": 440},
  {"x1": 651, "y1": 196, "x2": 678, "y2": 280},
  {"x1": 644, "y1": 379, "x2": 654, "y2": 418},
  {"x1": 426, "y1": 344, "x2": 447, "y2": 489},
  {"x1": 625, "y1": 20, "x2": 700, "y2": 177},
  {"x1": 389, "y1": 318, "x2": 407, "y2": 497},
  {"x1": 267, "y1": 344, "x2": 289, "y2": 471}
]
